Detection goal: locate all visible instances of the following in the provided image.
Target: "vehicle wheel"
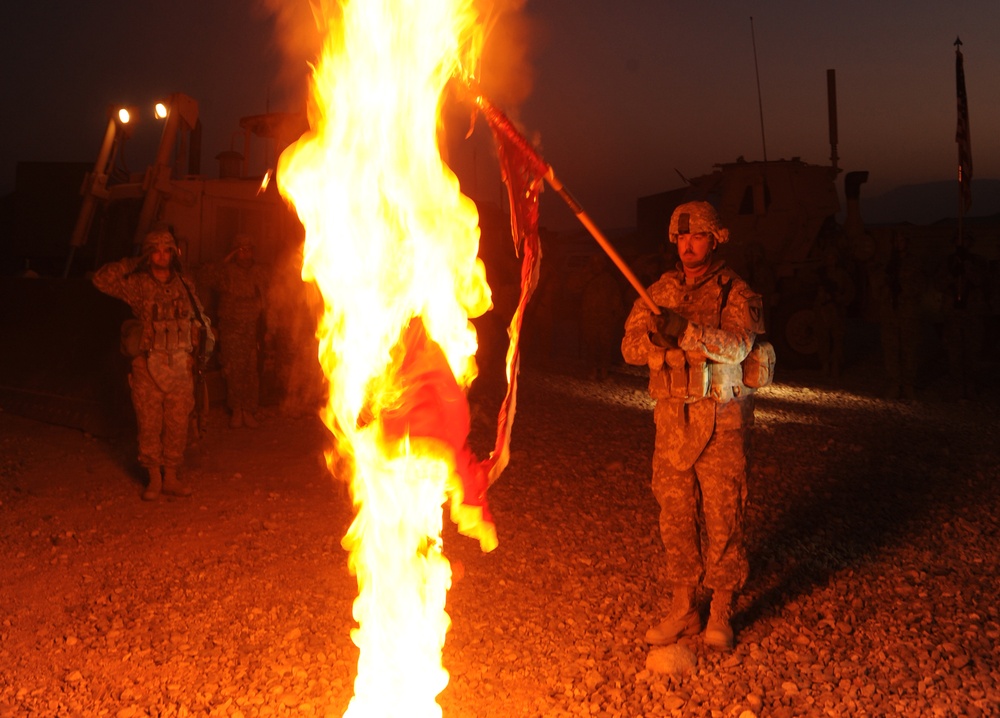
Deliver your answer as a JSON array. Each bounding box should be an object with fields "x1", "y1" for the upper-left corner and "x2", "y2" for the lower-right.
[
  {"x1": 771, "y1": 297, "x2": 820, "y2": 369},
  {"x1": 784, "y1": 307, "x2": 819, "y2": 357}
]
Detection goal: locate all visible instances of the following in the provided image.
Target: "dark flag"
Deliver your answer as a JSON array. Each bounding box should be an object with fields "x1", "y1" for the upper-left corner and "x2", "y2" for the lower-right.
[{"x1": 955, "y1": 37, "x2": 973, "y2": 212}]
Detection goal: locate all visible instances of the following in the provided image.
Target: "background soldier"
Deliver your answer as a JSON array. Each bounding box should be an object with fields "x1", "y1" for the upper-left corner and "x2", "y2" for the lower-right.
[
  {"x1": 200, "y1": 233, "x2": 270, "y2": 428},
  {"x1": 622, "y1": 201, "x2": 765, "y2": 651},
  {"x1": 266, "y1": 246, "x2": 326, "y2": 418},
  {"x1": 868, "y1": 230, "x2": 923, "y2": 400},
  {"x1": 814, "y1": 247, "x2": 855, "y2": 380},
  {"x1": 92, "y1": 227, "x2": 212, "y2": 500},
  {"x1": 938, "y1": 236, "x2": 988, "y2": 400}
]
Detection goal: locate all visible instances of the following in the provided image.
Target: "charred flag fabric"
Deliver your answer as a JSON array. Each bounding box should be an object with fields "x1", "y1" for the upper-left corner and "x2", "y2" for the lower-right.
[{"x1": 478, "y1": 100, "x2": 546, "y2": 486}]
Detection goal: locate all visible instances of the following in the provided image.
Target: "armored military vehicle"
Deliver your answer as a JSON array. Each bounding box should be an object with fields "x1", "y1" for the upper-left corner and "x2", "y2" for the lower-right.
[{"x1": 634, "y1": 71, "x2": 867, "y2": 367}]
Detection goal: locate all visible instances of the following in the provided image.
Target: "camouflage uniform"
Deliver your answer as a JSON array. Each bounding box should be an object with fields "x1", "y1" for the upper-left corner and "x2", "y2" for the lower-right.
[
  {"x1": 92, "y1": 231, "x2": 210, "y2": 497},
  {"x1": 622, "y1": 201, "x2": 764, "y2": 650},
  {"x1": 868, "y1": 230, "x2": 923, "y2": 399},
  {"x1": 814, "y1": 250, "x2": 855, "y2": 380},
  {"x1": 201, "y1": 235, "x2": 269, "y2": 425},
  {"x1": 623, "y1": 261, "x2": 761, "y2": 592},
  {"x1": 266, "y1": 250, "x2": 325, "y2": 418},
  {"x1": 938, "y1": 242, "x2": 988, "y2": 399}
]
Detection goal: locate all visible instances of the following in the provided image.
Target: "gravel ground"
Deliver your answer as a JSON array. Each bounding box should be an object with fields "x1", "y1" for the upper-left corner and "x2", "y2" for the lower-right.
[{"x1": 1, "y1": 356, "x2": 998, "y2": 718}]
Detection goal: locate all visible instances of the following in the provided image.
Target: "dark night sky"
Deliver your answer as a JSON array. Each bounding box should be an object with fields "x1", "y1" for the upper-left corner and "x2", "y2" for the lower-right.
[{"x1": 2, "y1": 1, "x2": 998, "y2": 231}]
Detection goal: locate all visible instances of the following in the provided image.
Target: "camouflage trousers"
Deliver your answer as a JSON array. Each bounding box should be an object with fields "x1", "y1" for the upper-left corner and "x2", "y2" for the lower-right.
[
  {"x1": 129, "y1": 351, "x2": 195, "y2": 469},
  {"x1": 651, "y1": 423, "x2": 749, "y2": 593},
  {"x1": 219, "y1": 322, "x2": 260, "y2": 413}
]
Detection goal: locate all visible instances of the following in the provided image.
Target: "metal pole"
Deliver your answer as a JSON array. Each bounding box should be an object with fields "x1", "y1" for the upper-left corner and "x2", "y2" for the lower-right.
[
  {"x1": 542, "y1": 168, "x2": 659, "y2": 313},
  {"x1": 64, "y1": 115, "x2": 120, "y2": 277},
  {"x1": 474, "y1": 93, "x2": 660, "y2": 314},
  {"x1": 827, "y1": 69, "x2": 839, "y2": 171},
  {"x1": 750, "y1": 17, "x2": 768, "y2": 162}
]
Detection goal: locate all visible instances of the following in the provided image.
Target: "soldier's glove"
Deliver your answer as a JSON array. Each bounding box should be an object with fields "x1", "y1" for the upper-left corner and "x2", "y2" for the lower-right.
[{"x1": 649, "y1": 306, "x2": 688, "y2": 347}]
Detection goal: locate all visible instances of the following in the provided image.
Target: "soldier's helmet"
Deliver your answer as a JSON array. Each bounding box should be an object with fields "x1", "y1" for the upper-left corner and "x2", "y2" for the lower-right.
[
  {"x1": 141, "y1": 228, "x2": 180, "y2": 256},
  {"x1": 668, "y1": 201, "x2": 730, "y2": 245}
]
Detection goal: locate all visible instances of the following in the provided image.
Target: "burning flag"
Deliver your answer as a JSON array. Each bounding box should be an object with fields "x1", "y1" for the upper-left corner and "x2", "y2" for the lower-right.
[
  {"x1": 955, "y1": 37, "x2": 973, "y2": 213},
  {"x1": 276, "y1": 0, "x2": 497, "y2": 714}
]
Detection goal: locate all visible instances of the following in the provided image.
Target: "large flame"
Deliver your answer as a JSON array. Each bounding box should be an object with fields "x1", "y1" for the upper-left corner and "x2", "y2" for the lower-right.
[{"x1": 276, "y1": 0, "x2": 493, "y2": 715}]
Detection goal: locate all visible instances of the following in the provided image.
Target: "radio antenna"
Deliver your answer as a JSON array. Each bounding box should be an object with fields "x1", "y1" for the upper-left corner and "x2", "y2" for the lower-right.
[{"x1": 750, "y1": 16, "x2": 768, "y2": 162}]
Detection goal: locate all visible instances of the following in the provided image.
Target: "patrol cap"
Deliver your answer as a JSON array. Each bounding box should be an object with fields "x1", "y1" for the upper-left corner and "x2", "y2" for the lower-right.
[
  {"x1": 668, "y1": 201, "x2": 730, "y2": 245},
  {"x1": 141, "y1": 228, "x2": 180, "y2": 256}
]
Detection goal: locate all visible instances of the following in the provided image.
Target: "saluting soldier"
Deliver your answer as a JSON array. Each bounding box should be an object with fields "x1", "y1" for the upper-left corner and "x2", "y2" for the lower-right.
[{"x1": 93, "y1": 227, "x2": 213, "y2": 500}]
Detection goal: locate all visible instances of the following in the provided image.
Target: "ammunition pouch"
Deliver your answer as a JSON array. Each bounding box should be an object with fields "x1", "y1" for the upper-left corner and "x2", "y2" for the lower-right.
[
  {"x1": 121, "y1": 318, "x2": 211, "y2": 359},
  {"x1": 742, "y1": 340, "x2": 776, "y2": 389},
  {"x1": 650, "y1": 342, "x2": 775, "y2": 402},
  {"x1": 650, "y1": 350, "x2": 718, "y2": 402},
  {"x1": 709, "y1": 363, "x2": 745, "y2": 403},
  {"x1": 150, "y1": 319, "x2": 195, "y2": 352}
]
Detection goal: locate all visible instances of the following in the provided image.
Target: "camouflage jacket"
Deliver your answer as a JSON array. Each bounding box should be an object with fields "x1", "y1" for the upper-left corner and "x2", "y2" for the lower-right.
[
  {"x1": 622, "y1": 260, "x2": 763, "y2": 404},
  {"x1": 93, "y1": 257, "x2": 209, "y2": 355},
  {"x1": 200, "y1": 260, "x2": 269, "y2": 326}
]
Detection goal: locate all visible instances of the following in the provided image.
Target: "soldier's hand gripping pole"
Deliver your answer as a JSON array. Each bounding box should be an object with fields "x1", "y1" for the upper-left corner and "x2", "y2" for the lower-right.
[{"x1": 472, "y1": 90, "x2": 661, "y2": 315}]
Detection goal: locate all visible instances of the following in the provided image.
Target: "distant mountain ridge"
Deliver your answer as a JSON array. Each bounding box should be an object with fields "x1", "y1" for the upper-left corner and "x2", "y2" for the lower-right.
[{"x1": 860, "y1": 179, "x2": 1000, "y2": 225}]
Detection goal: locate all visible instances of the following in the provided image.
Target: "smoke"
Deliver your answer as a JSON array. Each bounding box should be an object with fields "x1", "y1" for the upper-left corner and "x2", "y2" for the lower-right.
[
  {"x1": 254, "y1": 0, "x2": 325, "y2": 114},
  {"x1": 475, "y1": 0, "x2": 537, "y2": 111},
  {"x1": 265, "y1": 241, "x2": 326, "y2": 418}
]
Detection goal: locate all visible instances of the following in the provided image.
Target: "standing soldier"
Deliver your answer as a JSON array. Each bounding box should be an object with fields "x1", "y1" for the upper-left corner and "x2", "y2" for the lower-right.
[
  {"x1": 814, "y1": 247, "x2": 855, "y2": 380},
  {"x1": 622, "y1": 202, "x2": 769, "y2": 651},
  {"x1": 938, "y1": 236, "x2": 988, "y2": 400},
  {"x1": 201, "y1": 233, "x2": 270, "y2": 428},
  {"x1": 92, "y1": 227, "x2": 213, "y2": 500},
  {"x1": 869, "y1": 230, "x2": 923, "y2": 401}
]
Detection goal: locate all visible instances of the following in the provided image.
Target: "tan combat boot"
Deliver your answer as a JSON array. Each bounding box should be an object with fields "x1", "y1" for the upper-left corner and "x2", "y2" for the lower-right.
[
  {"x1": 704, "y1": 590, "x2": 735, "y2": 650},
  {"x1": 230, "y1": 409, "x2": 243, "y2": 428},
  {"x1": 141, "y1": 466, "x2": 162, "y2": 501},
  {"x1": 161, "y1": 466, "x2": 193, "y2": 497},
  {"x1": 645, "y1": 586, "x2": 701, "y2": 645}
]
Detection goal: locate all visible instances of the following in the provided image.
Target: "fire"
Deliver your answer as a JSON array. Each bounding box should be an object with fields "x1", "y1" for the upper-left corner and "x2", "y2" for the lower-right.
[{"x1": 276, "y1": 0, "x2": 496, "y2": 715}]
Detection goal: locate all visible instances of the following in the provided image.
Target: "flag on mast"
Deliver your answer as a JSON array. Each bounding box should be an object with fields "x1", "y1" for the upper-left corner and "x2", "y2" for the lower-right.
[{"x1": 955, "y1": 37, "x2": 973, "y2": 213}]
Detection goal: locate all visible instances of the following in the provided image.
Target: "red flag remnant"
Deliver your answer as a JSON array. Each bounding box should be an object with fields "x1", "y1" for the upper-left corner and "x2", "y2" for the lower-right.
[
  {"x1": 470, "y1": 88, "x2": 663, "y2": 484},
  {"x1": 476, "y1": 98, "x2": 546, "y2": 485}
]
